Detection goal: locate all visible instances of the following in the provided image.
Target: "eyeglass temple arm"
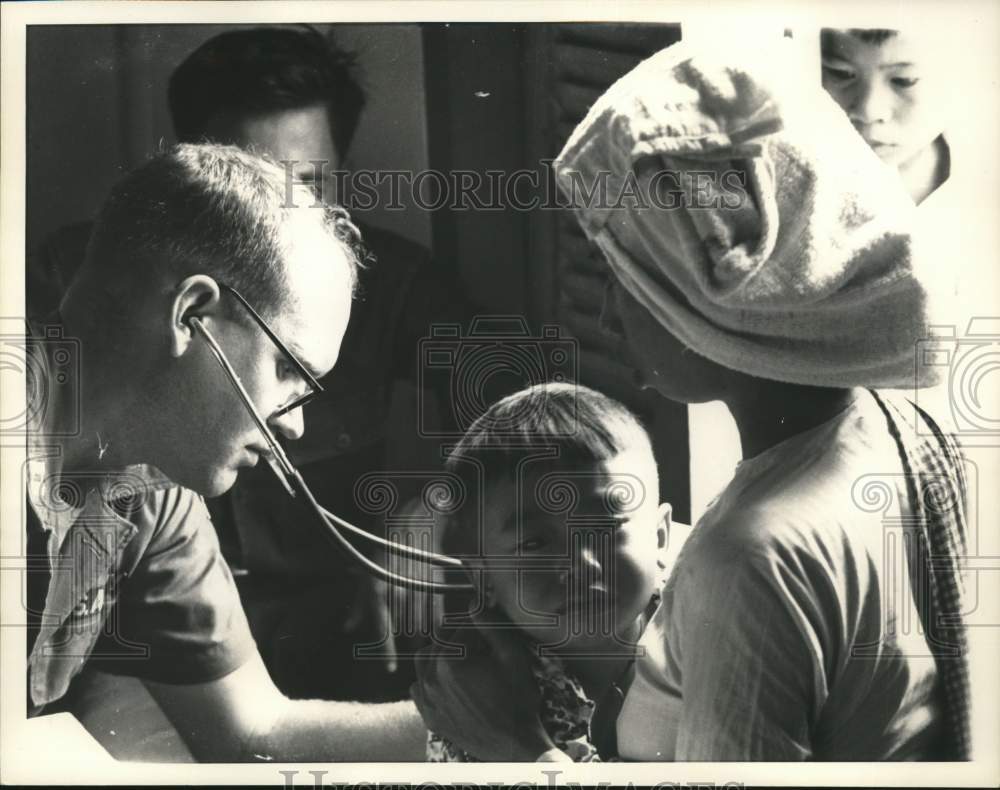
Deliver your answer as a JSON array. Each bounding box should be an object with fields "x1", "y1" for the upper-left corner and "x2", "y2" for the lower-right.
[
  {"x1": 218, "y1": 283, "x2": 324, "y2": 393},
  {"x1": 189, "y1": 317, "x2": 473, "y2": 592}
]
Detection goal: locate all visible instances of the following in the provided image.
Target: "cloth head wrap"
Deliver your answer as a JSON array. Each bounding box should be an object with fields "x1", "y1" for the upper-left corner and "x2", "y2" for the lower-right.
[{"x1": 553, "y1": 40, "x2": 942, "y2": 389}]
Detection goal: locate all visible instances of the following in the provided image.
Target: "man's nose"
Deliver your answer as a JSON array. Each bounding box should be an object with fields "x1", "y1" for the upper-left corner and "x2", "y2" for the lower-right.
[
  {"x1": 270, "y1": 405, "x2": 305, "y2": 442},
  {"x1": 849, "y1": 78, "x2": 891, "y2": 127}
]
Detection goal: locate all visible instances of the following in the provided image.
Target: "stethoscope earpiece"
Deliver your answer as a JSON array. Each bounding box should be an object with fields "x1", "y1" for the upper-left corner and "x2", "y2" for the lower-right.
[{"x1": 192, "y1": 316, "x2": 473, "y2": 594}]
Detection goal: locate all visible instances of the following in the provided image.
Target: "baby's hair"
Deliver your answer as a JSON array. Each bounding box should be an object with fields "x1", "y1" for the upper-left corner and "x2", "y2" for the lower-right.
[
  {"x1": 847, "y1": 28, "x2": 896, "y2": 45},
  {"x1": 440, "y1": 382, "x2": 655, "y2": 559}
]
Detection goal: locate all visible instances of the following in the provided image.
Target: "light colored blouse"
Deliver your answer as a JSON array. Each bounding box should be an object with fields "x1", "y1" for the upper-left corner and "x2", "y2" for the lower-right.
[{"x1": 617, "y1": 391, "x2": 945, "y2": 760}]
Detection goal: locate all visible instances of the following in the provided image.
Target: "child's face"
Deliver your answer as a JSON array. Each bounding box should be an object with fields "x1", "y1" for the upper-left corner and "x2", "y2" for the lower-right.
[
  {"x1": 820, "y1": 29, "x2": 947, "y2": 168},
  {"x1": 478, "y1": 447, "x2": 669, "y2": 652}
]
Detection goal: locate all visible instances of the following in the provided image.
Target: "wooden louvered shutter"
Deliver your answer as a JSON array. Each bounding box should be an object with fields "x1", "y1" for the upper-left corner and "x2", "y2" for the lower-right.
[{"x1": 524, "y1": 23, "x2": 691, "y2": 521}]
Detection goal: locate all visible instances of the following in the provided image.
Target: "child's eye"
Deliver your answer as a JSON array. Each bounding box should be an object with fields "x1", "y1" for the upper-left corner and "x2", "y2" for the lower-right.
[
  {"x1": 821, "y1": 64, "x2": 855, "y2": 83},
  {"x1": 891, "y1": 76, "x2": 920, "y2": 89}
]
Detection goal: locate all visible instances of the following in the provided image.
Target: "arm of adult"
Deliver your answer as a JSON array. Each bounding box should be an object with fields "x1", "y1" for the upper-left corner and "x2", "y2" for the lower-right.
[
  {"x1": 143, "y1": 655, "x2": 426, "y2": 762},
  {"x1": 85, "y1": 483, "x2": 425, "y2": 761},
  {"x1": 410, "y1": 615, "x2": 570, "y2": 762}
]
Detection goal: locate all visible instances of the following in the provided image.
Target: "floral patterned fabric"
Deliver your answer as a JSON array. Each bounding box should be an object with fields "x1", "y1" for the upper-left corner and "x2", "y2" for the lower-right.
[{"x1": 426, "y1": 653, "x2": 601, "y2": 762}]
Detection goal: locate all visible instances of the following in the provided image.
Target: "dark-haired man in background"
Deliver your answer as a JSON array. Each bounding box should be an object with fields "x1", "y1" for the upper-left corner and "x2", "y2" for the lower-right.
[{"x1": 29, "y1": 25, "x2": 472, "y2": 704}]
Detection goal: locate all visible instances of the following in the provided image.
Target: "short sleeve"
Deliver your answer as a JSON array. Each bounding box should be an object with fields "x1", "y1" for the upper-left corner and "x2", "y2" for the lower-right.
[
  {"x1": 669, "y1": 545, "x2": 830, "y2": 760},
  {"x1": 88, "y1": 486, "x2": 256, "y2": 684}
]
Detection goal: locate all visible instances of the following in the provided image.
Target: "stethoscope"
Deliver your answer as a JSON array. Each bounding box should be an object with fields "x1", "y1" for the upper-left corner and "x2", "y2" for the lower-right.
[{"x1": 189, "y1": 316, "x2": 473, "y2": 593}]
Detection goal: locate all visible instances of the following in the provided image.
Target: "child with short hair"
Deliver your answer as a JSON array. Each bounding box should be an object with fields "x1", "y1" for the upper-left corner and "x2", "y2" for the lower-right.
[
  {"x1": 819, "y1": 27, "x2": 950, "y2": 205},
  {"x1": 426, "y1": 382, "x2": 671, "y2": 761},
  {"x1": 821, "y1": 24, "x2": 998, "y2": 405}
]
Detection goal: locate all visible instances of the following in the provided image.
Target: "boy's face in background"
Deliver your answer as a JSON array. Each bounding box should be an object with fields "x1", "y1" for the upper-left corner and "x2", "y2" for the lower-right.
[
  {"x1": 207, "y1": 103, "x2": 341, "y2": 204},
  {"x1": 820, "y1": 28, "x2": 947, "y2": 169},
  {"x1": 479, "y1": 448, "x2": 668, "y2": 653}
]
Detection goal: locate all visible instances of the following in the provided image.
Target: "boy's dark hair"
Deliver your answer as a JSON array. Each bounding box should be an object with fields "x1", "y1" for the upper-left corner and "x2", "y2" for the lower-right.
[
  {"x1": 81, "y1": 143, "x2": 363, "y2": 321},
  {"x1": 168, "y1": 25, "x2": 365, "y2": 159},
  {"x1": 440, "y1": 382, "x2": 656, "y2": 558},
  {"x1": 847, "y1": 28, "x2": 897, "y2": 45}
]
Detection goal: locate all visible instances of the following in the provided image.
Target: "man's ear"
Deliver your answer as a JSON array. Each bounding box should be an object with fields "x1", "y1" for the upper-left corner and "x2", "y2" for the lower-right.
[
  {"x1": 656, "y1": 502, "x2": 672, "y2": 569},
  {"x1": 169, "y1": 275, "x2": 222, "y2": 358}
]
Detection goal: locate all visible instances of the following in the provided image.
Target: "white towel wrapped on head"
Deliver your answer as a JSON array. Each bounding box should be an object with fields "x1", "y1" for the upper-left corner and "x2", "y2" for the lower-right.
[{"x1": 554, "y1": 39, "x2": 942, "y2": 390}]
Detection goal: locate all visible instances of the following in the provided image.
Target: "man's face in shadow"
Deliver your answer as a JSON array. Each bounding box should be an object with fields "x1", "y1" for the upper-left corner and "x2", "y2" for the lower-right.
[
  {"x1": 160, "y1": 223, "x2": 353, "y2": 499},
  {"x1": 208, "y1": 103, "x2": 341, "y2": 205}
]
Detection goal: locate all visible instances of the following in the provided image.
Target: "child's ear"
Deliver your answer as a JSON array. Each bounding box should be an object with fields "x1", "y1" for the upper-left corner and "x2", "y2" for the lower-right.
[{"x1": 656, "y1": 502, "x2": 672, "y2": 568}]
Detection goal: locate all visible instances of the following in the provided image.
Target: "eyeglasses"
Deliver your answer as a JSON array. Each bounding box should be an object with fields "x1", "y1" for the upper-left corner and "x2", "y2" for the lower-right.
[
  {"x1": 218, "y1": 283, "x2": 324, "y2": 418},
  {"x1": 187, "y1": 290, "x2": 472, "y2": 594}
]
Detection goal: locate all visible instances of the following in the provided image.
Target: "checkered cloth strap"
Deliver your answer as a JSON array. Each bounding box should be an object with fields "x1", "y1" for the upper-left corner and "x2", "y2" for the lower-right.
[{"x1": 871, "y1": 390, "x2": 971, "y2": 760}]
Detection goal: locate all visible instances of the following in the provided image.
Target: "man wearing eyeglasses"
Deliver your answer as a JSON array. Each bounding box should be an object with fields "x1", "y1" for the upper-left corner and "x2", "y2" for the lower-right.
[
  {"x1": 24, "y1": 143, "x2": 427, "y2": 761},
  {"x1": 28, "y1": 25, "x2": 475, "y2": 706}
]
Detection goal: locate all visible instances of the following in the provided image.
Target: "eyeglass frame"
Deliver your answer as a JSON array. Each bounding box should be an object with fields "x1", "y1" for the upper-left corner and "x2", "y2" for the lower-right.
[
  {"x1": 186, "y1": 309, "x2": 472, "y2": 592},
  {"x1": 216, "y1": 282, "x2": 325, "y2": 418}
]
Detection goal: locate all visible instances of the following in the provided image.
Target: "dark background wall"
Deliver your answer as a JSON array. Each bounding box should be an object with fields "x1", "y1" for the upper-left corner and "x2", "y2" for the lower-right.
[
  {"x1": 26, "y1": 24, "x2": 432, "y2": 255},
  {"x1": 25, "y1": 22, "x2": 694, "y2": 522}
]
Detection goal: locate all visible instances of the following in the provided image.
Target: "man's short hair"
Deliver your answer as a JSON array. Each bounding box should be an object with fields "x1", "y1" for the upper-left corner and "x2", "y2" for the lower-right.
[
  {"x1": 168, "y1": 26, "x2": 365, "y2": 159},
  {"x1": 83, "y1": 143, "x2": 363, "y2": 318}
]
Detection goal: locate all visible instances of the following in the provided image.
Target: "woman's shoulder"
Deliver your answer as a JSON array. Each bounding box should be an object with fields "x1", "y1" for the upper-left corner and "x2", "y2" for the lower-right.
[
  {"x1": 677, "y1": 388, "x2": 944, "y2": 580},
  {"x1": 679, "y1": 496, "x2": 859, "y2": 582},
  {"x1": 667, "y1": 488, "x2": 880, "y2": 668},
  {"x1": 677, "y1": 398, "x2": 902, "y2": 587}
]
